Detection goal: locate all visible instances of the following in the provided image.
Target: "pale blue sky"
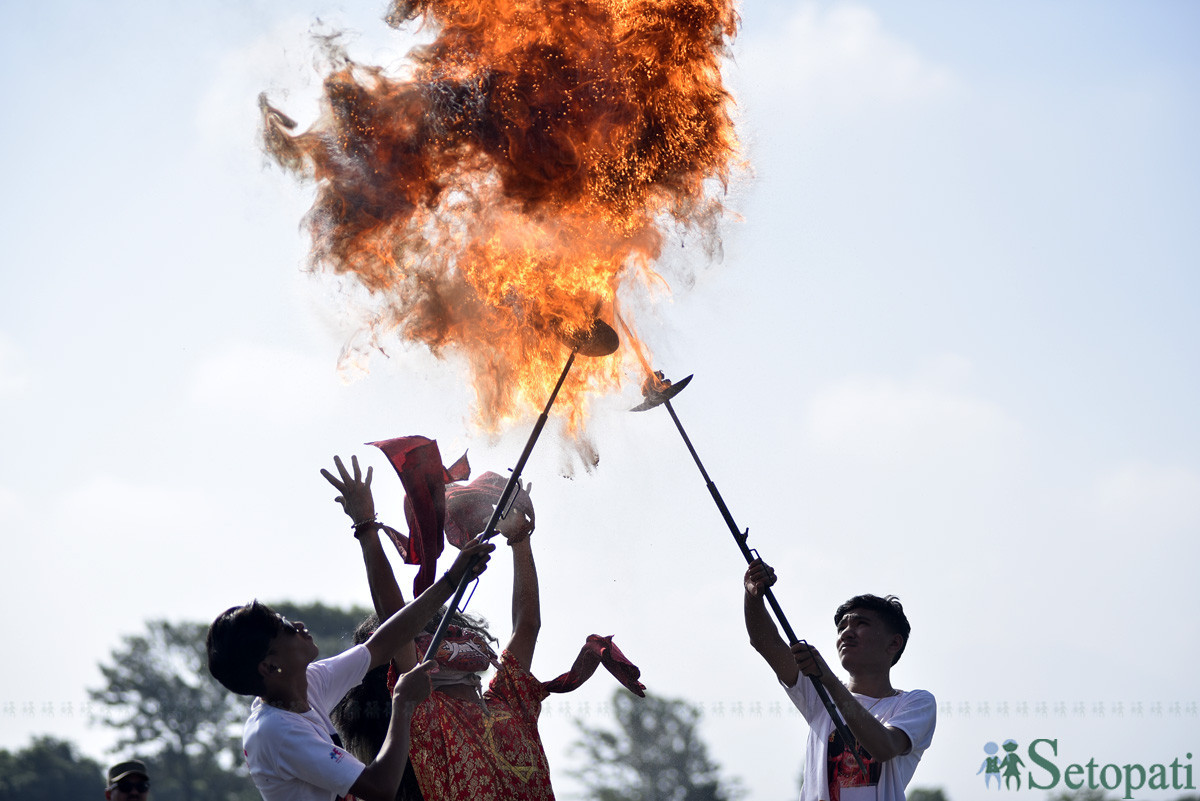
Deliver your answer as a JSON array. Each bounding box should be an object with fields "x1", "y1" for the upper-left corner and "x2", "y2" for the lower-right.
[{"x1": 2, "y1": 3, "x2": 1198, "y2": 799}]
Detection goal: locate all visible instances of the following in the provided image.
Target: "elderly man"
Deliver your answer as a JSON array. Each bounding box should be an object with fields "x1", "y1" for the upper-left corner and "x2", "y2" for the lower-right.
[{"x1": 105, "y1": 760, "x2": 149, "y2": 800}]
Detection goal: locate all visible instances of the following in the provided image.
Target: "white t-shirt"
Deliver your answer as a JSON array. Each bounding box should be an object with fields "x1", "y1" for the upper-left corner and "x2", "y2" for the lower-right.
[
  {"x1": 785, "y1": 676, "x2": 936, "y2": 801},
  {"x1": 243, "y1": 644, "x2": 372, "y2": 801}
]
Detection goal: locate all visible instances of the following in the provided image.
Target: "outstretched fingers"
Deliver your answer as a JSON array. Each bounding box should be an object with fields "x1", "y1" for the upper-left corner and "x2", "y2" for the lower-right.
[{"x1": 320, "y1": 466, "x2": 345, "y2": 493}]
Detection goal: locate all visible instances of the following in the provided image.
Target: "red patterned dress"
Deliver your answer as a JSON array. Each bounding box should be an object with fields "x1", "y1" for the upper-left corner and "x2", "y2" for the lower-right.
[{"x1": 408, "y1": 649, "x2": 554, "y2": 800}]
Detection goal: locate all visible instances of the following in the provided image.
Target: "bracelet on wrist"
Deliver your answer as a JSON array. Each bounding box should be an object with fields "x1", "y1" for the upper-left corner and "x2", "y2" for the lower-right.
[{"x1": 352, "y1": 516, "x2": 380, "y2": 536}]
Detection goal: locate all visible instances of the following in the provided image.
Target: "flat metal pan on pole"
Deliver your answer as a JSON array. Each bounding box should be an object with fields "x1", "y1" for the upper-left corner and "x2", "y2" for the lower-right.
[
  {"x1": 421, "y1": 319, "x2": 620, "y2": 661},
  {"x1": 633, "y1": 370, "x2": 870, "y2": 775}
]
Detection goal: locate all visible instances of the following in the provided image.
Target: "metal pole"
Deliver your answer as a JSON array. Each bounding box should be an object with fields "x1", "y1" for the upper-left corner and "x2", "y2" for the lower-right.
[
  {"x1": 421, "y1": 350, "x2": 577, "y2": 661},
  {"x1": 655, "y1": 392, "x2": 871, "y2": 775}
]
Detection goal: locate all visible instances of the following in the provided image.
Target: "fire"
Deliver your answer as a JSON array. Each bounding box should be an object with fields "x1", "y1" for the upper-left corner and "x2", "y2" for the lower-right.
[{"x1": 263, "y1": 0, "x2": 741, "y2": 433}]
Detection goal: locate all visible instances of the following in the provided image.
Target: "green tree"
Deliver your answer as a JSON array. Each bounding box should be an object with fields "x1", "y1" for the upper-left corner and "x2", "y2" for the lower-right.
[
  {"x1": 1048, "y1": 790, "x2": 1114, "y2": 801},
  {"x1": 274, "y1": 600, "x2": 373, "y2": 658},
  {"x1": 89, "y1": 603, "x2": 369, "y2": 801},
  {"x1": 908, "y1": 788, "x2": 950, "y2": 801},
  {"x1": 0, "y1": 736, "x2": 105, "y2": 800},
  {"x1": 89, "y1": 619, "x2": 253, "y2": 801},
  {"x1": 571, "y1": 690, "x2": 742, "y2": 801}
]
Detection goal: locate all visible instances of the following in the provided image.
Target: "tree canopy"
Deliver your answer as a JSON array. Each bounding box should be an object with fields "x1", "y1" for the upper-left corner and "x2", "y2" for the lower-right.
[
  {"x1": 571, "y1": 689, "x2": 742, "y2": 801},
  {"x1": 0, "y1": 736, "x2": 105, "y2": 801},
  {"x1": 87, "y1": 601, "x2": 369, "y2": 801}
]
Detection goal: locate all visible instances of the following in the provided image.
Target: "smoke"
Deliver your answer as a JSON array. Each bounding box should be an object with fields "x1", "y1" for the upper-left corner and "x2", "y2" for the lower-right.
[{"x1": 263, "y1": 0, "x2": 742, "y2": 432}]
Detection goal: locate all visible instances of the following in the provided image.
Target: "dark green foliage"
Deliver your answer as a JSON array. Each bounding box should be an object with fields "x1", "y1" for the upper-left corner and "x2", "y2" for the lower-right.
[
  {"x1": 87, "y1": 603, "x2": 368, "y2": 801},
  {"x1": 0, "y1": 736, "x2": 105, "y2": 800},
  {"x1": 272, "y1": 600, "x2": 373, "y2": 659},
  {"x1": 88, "y1": 619, "x2": 255, "y2": 801},
  {"x1": 1048, "y1": 790, "x2": 1114, "y2": 801},
  {"x1": 908, "y1": 788, "x2": 950, "y2": 801},
  {"x1": 571, "y1": 690, "x2": 742, "y2": 801}
]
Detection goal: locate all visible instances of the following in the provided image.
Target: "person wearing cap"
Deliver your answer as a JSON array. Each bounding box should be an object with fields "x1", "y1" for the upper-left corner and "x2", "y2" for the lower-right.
[
  {"x1": 206, "y1": 534, "x2": 494, "y2": 801},
  {"x1": 105, "y1": 759, "x2": 149, "y2": 799}
]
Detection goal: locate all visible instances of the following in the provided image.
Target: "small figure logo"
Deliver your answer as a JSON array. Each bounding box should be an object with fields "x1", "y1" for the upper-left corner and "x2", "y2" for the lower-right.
[
  {"x1": 1000, "y1": 739, "x2": 1025, "y2": 790},
  {"x1": 977, "y1": 741, "x2": 1002, "y2": 789}
]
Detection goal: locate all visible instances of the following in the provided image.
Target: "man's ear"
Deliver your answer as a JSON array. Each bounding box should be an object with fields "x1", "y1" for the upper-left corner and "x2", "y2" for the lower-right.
[
  {"x1": 105, "y1": 790, "x2": 113, "y2": 801},
  {"x1": 258, "y1": 660, "x2": 276, "y2": 680},
  {"x1": 886, "y1": 633, "x2": 904, "y2": 657}
]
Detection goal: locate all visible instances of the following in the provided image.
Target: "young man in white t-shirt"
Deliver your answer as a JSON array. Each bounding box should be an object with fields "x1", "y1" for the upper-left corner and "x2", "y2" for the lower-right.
[
  {"x1": 206, "y1": 536, "x2": 494, "y2": 801},
  {"x1": 743, "y1": 559, "x2": 936, "y2": 801}
]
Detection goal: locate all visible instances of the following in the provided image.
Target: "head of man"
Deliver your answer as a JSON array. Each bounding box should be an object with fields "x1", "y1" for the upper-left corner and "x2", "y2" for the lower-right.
[
  {"x1": 206, "y1": 601, "x2": 317, "y2": 697},
  {"x1": 833, "y1": 594, "x2": 911, "y2": 670},
  {"x1": 105, "y1": 760, "x2": 149, "y2": 800}
]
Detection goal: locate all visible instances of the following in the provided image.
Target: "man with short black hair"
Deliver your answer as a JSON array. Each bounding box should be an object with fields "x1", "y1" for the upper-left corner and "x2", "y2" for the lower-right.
[
  {"x1": 743, "y1": 559, "x2": 936, "y2": 801},
  {"x1": 207, "y1": 534, "x2": 495, "y2": 801},
  {"x1": 105, "y1": 759, "x2": 150, "y2": 800}
]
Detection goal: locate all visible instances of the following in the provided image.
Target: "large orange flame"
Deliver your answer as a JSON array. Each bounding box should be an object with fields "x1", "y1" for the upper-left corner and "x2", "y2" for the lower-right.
[{"x1": 264, "y1": 0, "x2": 740, "y2": 434}]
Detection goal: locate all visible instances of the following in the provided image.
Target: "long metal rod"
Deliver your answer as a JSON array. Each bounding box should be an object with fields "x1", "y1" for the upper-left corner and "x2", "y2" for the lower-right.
[
  {"x1": 422, "y1": 350, "x2": 578, "y2": 661},
  {"x1": 660, "y1": 397, "x2": 871, "y2": 774}
]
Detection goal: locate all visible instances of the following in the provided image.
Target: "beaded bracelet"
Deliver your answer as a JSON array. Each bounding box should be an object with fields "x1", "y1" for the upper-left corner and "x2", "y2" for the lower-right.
[{"x1": 352, "y1": 516, "x2": 380, "y2": 536}]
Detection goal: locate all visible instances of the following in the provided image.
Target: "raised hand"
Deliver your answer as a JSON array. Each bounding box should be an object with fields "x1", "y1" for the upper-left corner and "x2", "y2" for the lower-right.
[
  {"x1": 791, "y1": 640, "x2": 832, "y2": 680},
  {"x1": 444, "y1": 535, "x2": 495, "y2": 585},
  {"x1": 321, "y1": 454, "x2": 376, "y2": 526},
  {"x1": 392, "y1": 659, "x2": 437, "y2": 704},
  {"x1": 744, "y1": 557, "x2": 777, "y2": 598},
  {"x1": 497, "y1": 480, "x2": 535, "y2": 544}
]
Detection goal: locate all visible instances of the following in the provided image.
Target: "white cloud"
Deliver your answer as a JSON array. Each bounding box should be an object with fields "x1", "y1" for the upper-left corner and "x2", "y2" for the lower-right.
[
  {"x1": 1088, "y1": 461, "x2": 1200, "y2": 536},
  {"x1": 737, "y1": 2, "x2": 959, "y2": 117},
  {"x1": 187, "y1": 342, "x2": 340, "y2": 425},
  {"x1": 803, "y1": 354, "x2": 1022, "y2": 467},
  {"x1": 0, "y1": 333, "x2": 30, "y2": 398},
  {"x1": 58, "y1": 476, "x2": 210, "y2": 540},
  {"x1": 0, "y1": 485, "x2": 19, "y2": 522}
]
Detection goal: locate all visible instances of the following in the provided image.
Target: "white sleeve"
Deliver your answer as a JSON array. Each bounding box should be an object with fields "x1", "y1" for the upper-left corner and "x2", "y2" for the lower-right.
[
  {"x1": 885, "y1": 689, "x2": 937, "y2": 755},
  {"x1": 782, "y1": 673, "x2": 826, "y2": 724},
  {"x1": 307, "y1": 644, "x2": 372, "y2": 714},
  {"x1": 269, "y1": 720, "x2": 365, "y2": 796}
]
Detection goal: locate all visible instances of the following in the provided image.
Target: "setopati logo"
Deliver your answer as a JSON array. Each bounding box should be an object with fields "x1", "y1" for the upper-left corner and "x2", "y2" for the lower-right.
[{"x1": 977, "y1": 738, "x2": 1195, "y2": 799}]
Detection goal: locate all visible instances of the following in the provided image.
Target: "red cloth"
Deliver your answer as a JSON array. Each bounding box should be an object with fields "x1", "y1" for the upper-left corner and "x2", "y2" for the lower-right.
[
  {"x1": 415, "y1": 625, "x2": 500, "y2": 673},
  {"x1": 542, "y1": 634, "x2": 646, "y2": 697},
  {"x1": 408, "y1": 650, "x2": 555, "y2": 801},
  {"x1": 369, "y1": 436, "x2": 470, "y2": 595},
  {"x1": 442, "y1": 471, "x2": 509, "y2": 547}
]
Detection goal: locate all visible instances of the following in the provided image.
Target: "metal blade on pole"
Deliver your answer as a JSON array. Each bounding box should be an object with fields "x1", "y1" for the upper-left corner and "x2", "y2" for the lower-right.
[
  {"x1": 634, "y1": 371, "x2": 871, "y2": 774},
  {"x1": 421, "y1": 320, "x2": 618, "y2": 662}
]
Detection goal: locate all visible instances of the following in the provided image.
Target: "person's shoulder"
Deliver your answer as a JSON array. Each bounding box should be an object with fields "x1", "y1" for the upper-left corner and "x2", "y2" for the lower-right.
[
  {"x1": 307, "y1": 644, "x2": 371, "y2": 682},
  {"x1": 244, "y1": 698, "x2": 269, "y2": 729},
  {"x1": 244, "y1": 703, "x2": 289, "y2": 752},
  {"x1": 498, "y1": 648, "x2": 528, "y2": 672},
  {"x1": 488, "y1": 649, "x2": 545, "y2": 701},
  {"x1": 893, "y1": 688, "x2": 937, "y2": 715}
]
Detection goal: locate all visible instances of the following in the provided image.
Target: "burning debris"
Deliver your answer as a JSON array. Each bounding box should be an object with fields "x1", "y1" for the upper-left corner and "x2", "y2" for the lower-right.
[{"x1": 262, "y1": 0, "x2": 741, "y2": 433}]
